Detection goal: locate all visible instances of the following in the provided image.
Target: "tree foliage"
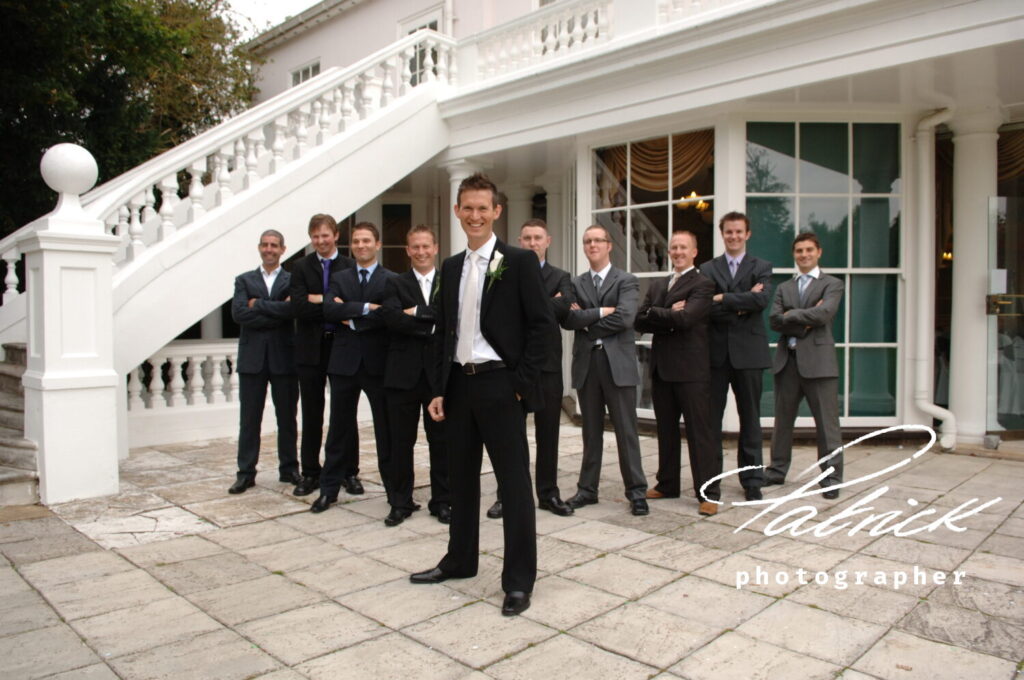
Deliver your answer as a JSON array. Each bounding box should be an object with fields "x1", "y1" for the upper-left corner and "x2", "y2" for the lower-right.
[{"x1": 0, "y1": 0, "x2": 259, "y2": 235}]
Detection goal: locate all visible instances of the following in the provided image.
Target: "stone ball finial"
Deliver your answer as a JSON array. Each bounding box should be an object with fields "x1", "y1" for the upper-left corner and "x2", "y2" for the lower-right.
[{"x1": 40, "y1": 143, "x2": 98, "y2": 197}]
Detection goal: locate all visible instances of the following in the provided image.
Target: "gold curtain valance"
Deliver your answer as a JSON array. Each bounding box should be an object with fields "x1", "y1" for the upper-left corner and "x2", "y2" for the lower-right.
[
  {"x1": 599, "y1": 129, "x2": 714, "y2": 193},
  {"x1": 998, "y1": 129, "x2": 1024, "y2": 182}
]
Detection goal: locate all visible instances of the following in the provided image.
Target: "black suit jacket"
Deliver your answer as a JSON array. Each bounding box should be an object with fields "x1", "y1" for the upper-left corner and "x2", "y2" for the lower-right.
[
  {"x1": 539, "y1": 263, "x2": 574, "y2": 373},
  {"x1": 380, "y1": 270, "x2": 440, "y2": 391},
  {"x1": 231, "y1": 268, "x2": 295, "y2": 375},
  {"x1": 433, "y1": 239, "x2": 555, "y2": 412},
  {"x1": 289, "y1": 251, "x2": 355, "y2": 366},
  {"x1": 701, "y1": 254, "x2": 772, "y2": 370},
  {"x1": 322, "y1": 265, "x2": 395, "y2": 376},
  {"x1": 634, "y1": 269, "x2": 715, "y2": 383}
]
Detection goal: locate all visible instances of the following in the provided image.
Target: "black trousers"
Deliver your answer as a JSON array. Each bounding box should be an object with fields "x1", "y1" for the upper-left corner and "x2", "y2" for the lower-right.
[
  {"x1": 296, "y1": 333, "x2": 335, "y2": 480},
  {"x1": 322, "y1": 367, "x2": 387, "y2": 498},
  {"x1": 711, "y1": 364, "x2": 766, "y2": 490},
  {"x1": 495, "y1": 369, "x2": 562, "y2": 504},
  {"x1": 236, "y1": 368, "x2": 298, "y2": 479},
  {"x1": 651, "y1": 371, "x2": 720, "y2": 501},
  {"x1": 438, "y1": 366, "x2": 536, "y2": 594},
  {"x1": 385, "y1": 373, "x2": 449, "y2": 512}
]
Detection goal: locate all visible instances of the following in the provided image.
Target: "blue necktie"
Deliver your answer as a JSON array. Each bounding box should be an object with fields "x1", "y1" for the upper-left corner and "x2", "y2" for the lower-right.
[{"x1": 359, "y1": 268, "x2": 369, "y2": 293}]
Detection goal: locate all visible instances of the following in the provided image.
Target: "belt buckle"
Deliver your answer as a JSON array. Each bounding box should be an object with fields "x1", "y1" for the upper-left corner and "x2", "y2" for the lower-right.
[{"x1": 465, "y1": 362, "x2": 477, "y2": 375}]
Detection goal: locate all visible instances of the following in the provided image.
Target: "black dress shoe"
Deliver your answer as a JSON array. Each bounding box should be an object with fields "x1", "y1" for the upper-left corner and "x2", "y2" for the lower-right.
[
  {"x1": 744, "y1": 487, "x2": 763, "y2": 501},
  {"x1": 293, "y1": 477, "x2": 319, "y2": 497},
  {"x1": 410, "y1": 567, "x2": 456, "y2": 584},
  {"x1": 486, "y1": 501, "x2": 503, "y2": 519},
  {"x1": 384, "y1": 507, "x2": 413, "y2": 527},
  {"x1": 432, "y1": 504, "x2": 451, "y2": 524},
  {"x1": 228, "y1": 477, "x2": 254, "y2": 494},
  {"x1": 342, "y1": 476, "x2": 364, "y2": 495},
  {"x1": 501, "y1": 591, "x2": 531, "y2": 616},
  {"x1": 279, "y1": 471, "x2": 303, "y2": 485},
  {"x1": 630, "y1": 498, "x2": 650, "y2": 516},
  {"x1": 310, "y1": 495, "x2": 335, "y2": 513},
  {"x1": 566, "y1": 493, "x2": 598, "y2": 509},
  {"x1": 822, "y1": 489, "x2": 840, "y2": 500},
  {"x1": 763, "y1": 476, "x2": 784, "y2": 486},
  {"x1": 538, "y1": 497, "x2": 574, "y2": 516}
]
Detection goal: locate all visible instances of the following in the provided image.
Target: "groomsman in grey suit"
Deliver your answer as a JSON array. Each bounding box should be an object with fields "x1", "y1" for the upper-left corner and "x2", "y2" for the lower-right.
[
  {"x1": 563, "y1": 224, "x2": 649, "y2": 516},
  {"x1": 766, "y1": 232, "x2": 844, "y2": 499},
  {"x1": 228, "y1": 229, "x2": 299, "y2": 494},
  {"x1": 701, "y1": 212, "x2": 772, "y2": 502}
]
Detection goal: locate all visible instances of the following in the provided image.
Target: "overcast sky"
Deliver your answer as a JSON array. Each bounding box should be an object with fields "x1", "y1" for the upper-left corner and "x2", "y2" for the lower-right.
[{"x1": 227, "y1": 0, "x2": 321, "y2": 39}]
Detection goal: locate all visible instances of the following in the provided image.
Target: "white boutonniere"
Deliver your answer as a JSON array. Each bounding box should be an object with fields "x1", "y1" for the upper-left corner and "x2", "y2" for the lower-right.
[{"x1": 485, "y1": 251, "x2": 507, "y2": 291}]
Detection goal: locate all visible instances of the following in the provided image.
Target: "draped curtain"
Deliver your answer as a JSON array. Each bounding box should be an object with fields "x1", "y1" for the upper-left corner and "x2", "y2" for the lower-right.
[{"x1": 598, "y1": 129, "x2": 714, "y2": 195}]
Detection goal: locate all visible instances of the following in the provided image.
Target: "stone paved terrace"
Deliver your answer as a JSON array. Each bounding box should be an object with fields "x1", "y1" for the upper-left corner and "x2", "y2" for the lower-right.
[{"x1": 1, "y1": 421, "x2": 1023, "y2": 680}]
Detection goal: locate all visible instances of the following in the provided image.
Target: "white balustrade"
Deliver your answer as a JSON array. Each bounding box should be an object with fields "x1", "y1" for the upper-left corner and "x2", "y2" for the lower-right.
[
  {"x1": 1, "y1": 247, "x2": 19, "y2": 305},
  {"x1": 657, "y1": 0, "x2": 753, "y2": 24},
  {"x1": 129, "y1": 341, "x2": 238, "y2": 412}
]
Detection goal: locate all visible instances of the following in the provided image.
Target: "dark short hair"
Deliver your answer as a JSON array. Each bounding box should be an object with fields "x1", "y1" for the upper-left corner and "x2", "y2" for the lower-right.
[
  {"x1": 792, "y1": 232, "x2": 821, "y2": 250},
  {"x1": 308, "y1": 213, "x2": 338, "y2": 235},
  {"x1": 584, "y1": 224, "x2": 611, "y2": 241},
  {"x1": 718, "y1": 211, "x2": 750, "y2": 232},
  {"x1": 351, "y1": 221, "x2": 380, "y2": 241},
  {"x1": 259, "y1": 229, "x2": 285, "y2": 247},
  {"x1": 671, "y1": 230, "x2": 698, "y2": 247},
  {"x1": 520, "y1": 218, "x2": 548, "y2": 232},
  {"x1": 406, "y1": 224, "x2": 437, "y2": 244},
  {"x1": 456, "y1": 173, "x2": 499, "y2": 207}
]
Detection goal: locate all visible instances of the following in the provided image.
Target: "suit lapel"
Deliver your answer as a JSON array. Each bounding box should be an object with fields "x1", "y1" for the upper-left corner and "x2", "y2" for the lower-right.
[
  {"x1": 269, "y1": 269, "x2": 287, "y2": 299},
  {"x1": 480, "y1": 239, "x2": 504, "y2": 319},
  {"x1": 732, "y1": 257, "x2": 755, "y2": 290},
  {"x1": 578, "y1": 272, "x2": 599, "y2": 308},
  {"x1": 597, "y1": 267, "x2": 620, "y2": 304},
  {"x1": 445, "y1": 254, "x2": 464, "y2": 323}
]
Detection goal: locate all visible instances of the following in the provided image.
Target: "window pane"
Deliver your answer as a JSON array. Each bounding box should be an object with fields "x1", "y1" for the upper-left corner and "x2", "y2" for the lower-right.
[
  {"x1": 747, "y1": 122, "x2": 795, "y2": 193},
  {"x1": 673, "y1": 198, "x2": 714, "y2": 262},
  {"x1": 594, "y1": 211, "x2": 627, "y2": 270},
  {"x1": 311, "y1": 62, "x2": 320, "y2": 77},
  {"x1": 853, "y1": 123, "x2": 899, "y2": 194},
  {"x1": 849, "y1": 274, "x2": 897, "y2": 343},
  {"x1": 630, "y1": 206, "x2": 669, "y2": 273},
  {"x1": 748, "y1": 196, "x2": 795, "y2": 267},
  {"x1": 799, "y1": 197, "x2": 848, "y2": 268},
  {"x1": 630, "y1": 137, "x2": 669, "y2": 205},
  {"x1": 853, "y1": 197, "x2": 900, "y2": 267},
  {"x1": 292, "y1": 72, "x2": 300, "y2": 86},
  {"x1": 849, "y1": 347, "x2": 896, "y2": 416},
  {"x1": 593, "y1": 145, "x2": 627, "y2": 209},
  {"x1": 382, "y1": 204, "x2": 411, "y2": 244},
  {"x1": 800, "y1": 123, "x2": 848, "y2": 193},
  {"x1": 671, "y1": 129, "x2": 714, "y2": 201}
]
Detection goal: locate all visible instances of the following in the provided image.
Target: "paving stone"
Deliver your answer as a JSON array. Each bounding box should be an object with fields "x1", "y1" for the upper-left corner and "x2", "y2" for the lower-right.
[
  {"x1": 119, "y1": 450, "x2": 190, "y2": 472},
  {"x1": 204, "y1": 520, "x2": 307, "y2": 550},
  {"x1": 977, "y1": 532, "x2": 1024, "y2": 559},
  {"x1": 50, "y1": 490, "x2": 171, "y2": 524},
  {"x1": 737, "y1": 599, "x2": 886, "y2": 665},
  {"x1": 640, "y1": 575, "x2": 774, "y2": 628},
  {"x1": 289, "y1": 554, "x2": 405, "y2": 597},
  {"x1": 404, "y1": 601, "x2": 556, "y2": 668},
  {"x1": 274, "y1": 505, "x2": 374, "y2": 534},
  {"x1": 671, "y1": 631, "x2": 841, "y2": 680},
  {"x1": 109, "y1": 629, "x2": 279, "y2": 680},
  {"x1": 958, "y1": 551, "x2": 1024, "y2": 587},
  {"x1": 912, "y1": 525, "x2": 989, "y2": 551},
  {"x1": 441, "y1": 553, "x2": 508, "y2": 599},
  {"x1": 668, "y1": 520, "x2": 766, "y2": 552},
  {"x1": 18, "y1": 550, "x2": 135, "y2": 589},
  {"x1": 70, "y1": 597, "x2": 222, "y2": 658},
  {"x1": 40, "y1": 664, "x2": 121, "y2": 680},
  {"x1": 149, "y1": 478, "x2": 236, "y2": 505},
  {"x1": 927, "y1": 576, "x2": 1024, "y2": 625},
  {"x1": 184, "y1": 490, "x2": 307, "y2": 527},
  {"x1": 185, "y1": 574, "x2": 324, "y2": 625},
  {"x1": 787, "y1": 581, "x2": 920, "y2": 626},
  {"x1": 621, "y1": 535, "x2": 728, "y2": 573},
  {"x1": 693, "y1": 553, "x2": 804, "y2": 597},
  {"x1": 488, "y1": 633, "x2": 656, "y2": 680},
  {"x1": 116, "y1": 535, "x2": 224, "y2": 567},
  {"x1": 862, "y1": 535, "x2": 971, "y2": 571},
  {"x1": 362, "y1": 534, "x2": 449, "y2": 572},
  {"x1": 250, "y1": 671, "x2": 307, "y2": 680},
  {"x1": 295, "y1": 631, "x2": 469, "y2": 680},
  {"x1": 0, "y1": 505, "x2": 53, "y2": 523},
  {"x1": 149, "y1": 552, "x2": 269, "y2": 595},
  {"x1": 73, "y1": 507, "x2": 216, "y2": 549},
  {"x1": 392, "y1": 507, "x2": 452, "y2": 536},
  {"x1": 852, "y1": 629, "x2": 1016, "y2": 680},
  {"x1": 547, "y1": 520, "x2": 655, "y2": 552},
  {"x1": 561, "y1": 553, "x2": 678, "y2": 599},
  {"x1": 0, "y1": 588, "x2": 61, "y2": 636},
  {"x1": 320, "y1": 521, "x2": 422, "y2": 553},
  {"x1": 533, "y1": 508, "x2": 587, "y2": 535},
  {"x1": 833, "y1": 554, "x2": 947, "y2": 597},
  {"x1": 497, "y1": 575, "x2": 625, "y2": 630},
  {"x1": 120, "y1": 465, "x2": 222, "y2": 489},
  {"x1": 239, "y1": 536, "x2": 349, "y2": 573},
  {"x1": 596, "y1": 503, "x2": 699, "y2": 534},
  {"x1": 496, "y1": 535, "x2": 599, "y2": 574},
  {"x1": 42, "y1": 569, "x2": 176, "y2": 621},
  {"x1": 572, "y1": 602, "x2": 718, "y2": 668},
  {"x1": 237, "y1": 601, "x2": 386, "y2": 665},
  {"x1": 897, "y1": 600, "x2": 1024, "y2": 661},
  {"x1": 336, "y1": 577, "x2": 471, "y2": 629},
  {"x1": 995, "y1": 516, "x2": 1024, "y2": 538},
  {"x1": 742, "y1": 535, "x2": 852, "y2": 572},
  {"x1": 0, "y1": 624, "x2": 101, "y2": 680},
  {"x1": 338, "y1": 494, "x2": 391, "y2": 519},
  {"x1": 0, "y1": 528, "x2": 100, "y2": 565}
]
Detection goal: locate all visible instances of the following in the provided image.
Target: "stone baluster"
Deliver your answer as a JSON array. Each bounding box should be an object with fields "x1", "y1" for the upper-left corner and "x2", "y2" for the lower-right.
[
  {"x1": 207, "y1": 354, "x2": 226, "y2": 404},
  {"x1": 508, "y1": 34, "x2": 520, "y2": 72},
  {"x1": 147, "y1": 356, "x2": 167, "y2": 409},
  {"x1": 233, "y1": 138, "x2": 246, "y2": 176},
  {"x1": 103, "y1": 213, "x2": 118, "y2": 237},
  {"x1": 141, "y1": 185, "x2": 157, "y2": 224},
  {"x1": 215, "y1": 145, "x2": 233, "y2": 205},
  {"x1": 127, "y1": 365, "x2": 145, "y2": 410},
  {"x1": 2, "y1": 248, "x2": 19, "y2": 304},
  {"x1": 310, "y1": 99, "x2": 323, "y2": 145},
  {"x1": 186, "y1": 356, "x2": 203, "y2": 405},
  {"x1": 571, "y1": 11, "x2": 585, "y2": 50},
  {"x1": 316, "y1": 95, "x2": 332, "y2": 144},
  {"x1": 128, "y1": 193, "x2": 146, "y2": 259},
  {"x1": 340, "y1": 80, "x2": 356, "y2": 128},
  {"x1": 244, "y1": 130, "x2": 261, "y2": 190},
  {"x1": 436, "y1": 44, "x2": 449, "y2": 85},
  {"x1": 597, "y1": 5, "x2": 610, "y2": 41},
  {"x1": 379, "y1": 60, "x2": 395, "y2": 108},
  {"x1": 400, "y1": 48, "x2": 414, "y2": 95},
  {"x1": 543, "y1": 19, "x2": 557, "y2": 57},
  {"x1": 423, "y1": 39, "x2": 437, "y2": 83},
  {"x1": 293, "y1": 104, "x2": 310, "y2": 159},
  {"x1": 115, "y1": 205, "x2": 130, "y2": 248},
  {"x1": 157, "y1": 174, "x2": 180, "y2": 241},
  {"x1": 447, "y1": 44, "x2": 458, "y2": 87},
  {"x1": 359, "y1": 72, "x2": 376, "y2": 119},
  {"x1": 270, "y1": 116, "x2": 288, "y2": 174},
  {"x1": 188, "y1": 158, "x2": 207, "y2": 221},
  {"x1": 227, "y1": 353, "x2": 240, "y2": 402},
  {"x1": 166, "y1": 355, "x2": 185, "y2": 407}
]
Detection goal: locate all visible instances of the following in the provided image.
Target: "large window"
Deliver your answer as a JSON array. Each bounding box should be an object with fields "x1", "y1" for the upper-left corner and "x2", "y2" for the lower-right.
[
  {"x1": 747, "y1": 122, "x2": 902, "y2": 420},
  {"x1": 290, "y1": 61, "x2": 320, "y2": 87}
]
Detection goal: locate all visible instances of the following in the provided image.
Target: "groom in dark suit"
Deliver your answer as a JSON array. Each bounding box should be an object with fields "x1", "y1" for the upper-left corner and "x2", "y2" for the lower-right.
[
  {"x1": 228, "y1": 229, "x2": 299, "y2": 494},
  {"x1": 701, "y1": 212, "x2": 772, "y2": 502},
  {"x1": 410, "y1": 173, "x2": 554, "y2": 618}
]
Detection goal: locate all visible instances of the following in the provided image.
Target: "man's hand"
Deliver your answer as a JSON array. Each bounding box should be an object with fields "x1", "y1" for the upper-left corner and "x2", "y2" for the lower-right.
[
  {"x1": 332, "y1": 296, "x2": 344, "y2": 303},
  {"x1": 368, "y1": 303, "x2": 381, "y2": 311},
  {"x1": 341, "y1": 320, "x2": 350, "y2": 326},
  {"x1": 570, "y1": 302, "x2": 581, "y2": 311},
  {"x1": 248, "y1": 298, "x2": 257, "y2": 308},
  {"x1": 553, "y1": 292, "x2": 562, "y2": 298},
  {"x1": 428, "y1": 397, "x2": 445, "y2": 421},
  {"x1": 713, "y1": 293, "x2": 723, "y2": 303},
  {"x1": 751, "y1": 282, "x2": 764, "y2": 293},
  {"x1": 403, "y1": 306, "x2": 417, "y2": 316},
  {"x1": 308, "y1": 294, "x2": 323, "y2": 304},
  {"x1": 671, "y1": 300, "x2": 687, "y2": 311}
]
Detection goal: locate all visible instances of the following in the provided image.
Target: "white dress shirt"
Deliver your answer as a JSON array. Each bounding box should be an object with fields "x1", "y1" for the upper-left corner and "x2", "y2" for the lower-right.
[
  {"x1": 260, "y1": 266, "x2": 282, "y2": 296},
  {"x1": 457, "y1": 234, "x2": 502, "y2": 363},
  {"x1": 414, "y1": 268, "x2": 436, "y2": 306}
]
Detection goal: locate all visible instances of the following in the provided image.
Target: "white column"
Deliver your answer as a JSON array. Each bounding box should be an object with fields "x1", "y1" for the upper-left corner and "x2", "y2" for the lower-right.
[
  {"x1": 21, "y1": 144, "x2": 120, "y2": 504},
  {"x1": 505, "y1": 185, "x2": 535, "y2": 239},
  {"x1": 948, "y1": 109, "x2": 1003, "y2": 445},
  {"x1": 442, "y1": 160, "x2": 478, "y2": 256},
  {"x1": 536, "y1": 173, "x2": 565, "y2": 269}
]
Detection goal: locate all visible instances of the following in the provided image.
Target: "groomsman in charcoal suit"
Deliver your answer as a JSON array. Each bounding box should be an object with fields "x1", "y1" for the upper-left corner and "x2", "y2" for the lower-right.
[
  {"x1": 562, "y1": 224, "x2": 649, "y2": 517},
  {"x1": 311, "y1": 222, "x2": 396, "y2": 514},
  {"x1": 411, "y1": 173, "x2": 554, "y2": 617},
  {"x1": 228, "y1": 229, "x2": 299, "y2": 494},
  {"x1": 701, "y1": 211, "x2": 772, "y2": 503},
  {"x1": 635, "y1": 231, "x2": 718, "y2": 515},
  {"x1": 290, "y1": 214, "x2": 355, "y2": 497},
  {"x1": 766, "y1": 232, "x2": 844, "y2": 499},
  {"x1": 486, "y1": 219, "x2": 575, "y2": 519},
  {"x1": 378, "y1": 225, "x2": 451, "y2": 526}
]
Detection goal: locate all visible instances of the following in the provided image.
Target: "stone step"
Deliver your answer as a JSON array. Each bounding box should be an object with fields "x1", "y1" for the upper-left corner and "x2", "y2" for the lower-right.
[
  {"x1": 2, "y1": 343, "x2": 26, "y2": 367},
  {"x1": 0, "y1": 465, "x2": 39, "y2": 505},
  {"x1": 0, "y1": 391, "x2": 23, "y2": 431},
  {"x1": 0, "y1": 433, "x2": 36, "y2": 471},
  {"x1": 0, "y1": 362, "x2": 24, "y2": 396}
]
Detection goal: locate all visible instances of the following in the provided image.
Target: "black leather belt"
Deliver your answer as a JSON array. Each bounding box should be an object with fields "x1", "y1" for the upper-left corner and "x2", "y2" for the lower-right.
[
  {"x1": 593, "y1": 344, "x2": 604, "y2": 351},
  {"x1": 322, "y1": 331, "x2": 335, "y2": 339},
  {"x1": 460, "y1": 360, "x2": 506, "y2": 375}
]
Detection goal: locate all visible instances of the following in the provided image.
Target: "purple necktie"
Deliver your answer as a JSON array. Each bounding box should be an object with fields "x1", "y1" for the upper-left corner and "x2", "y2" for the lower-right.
[{"x1": 322, "y1": 258, "x2": 336, "y2": 331}]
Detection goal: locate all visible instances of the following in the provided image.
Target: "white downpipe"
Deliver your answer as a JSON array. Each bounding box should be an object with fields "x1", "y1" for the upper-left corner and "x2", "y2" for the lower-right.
[{"x1": 913, "y1": 108, "x2": 957, "y2": 451}]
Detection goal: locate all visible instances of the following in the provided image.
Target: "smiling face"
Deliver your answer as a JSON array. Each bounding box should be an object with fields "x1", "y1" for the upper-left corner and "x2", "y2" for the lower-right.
[
  {"x1": 350, "y1": 227, "x2": 380, "y2": 267},
  {"x1": 258, "y1": 233, "x2": 285, "y2": 270},
  {"x1": 582, "y1": 226, "x2": 612, "y2": 270},
  {"x1": 793, "y1": 238, "x2": 822, "y2": 273},
  {"x1": 455, "y1": 189, "x2": 502, "y2": 250},
  {"x1": 720, "y1": 218, "x2": 751, "y2": 258},
  {"x1": 309, "y1": 224, "x2": 338, "y2": 259},
  {"x1": 518, "y1": 225, "x2": 550, "y2": 263},
  {"x1": 406, "y1": 231, "x2": 438, "y2": 274},
  {"x1": 669, "y1": 231, "x2": 697, "y2": 272}
]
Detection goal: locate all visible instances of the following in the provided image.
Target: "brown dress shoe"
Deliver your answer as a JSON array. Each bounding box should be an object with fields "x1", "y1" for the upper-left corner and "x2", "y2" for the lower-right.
[
  {"x1": 698, "y1": 501, "x2": 719, "y2": 516},
  {"x1": 646, "y1": 489, "x2": 679, "y2": 499}
]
